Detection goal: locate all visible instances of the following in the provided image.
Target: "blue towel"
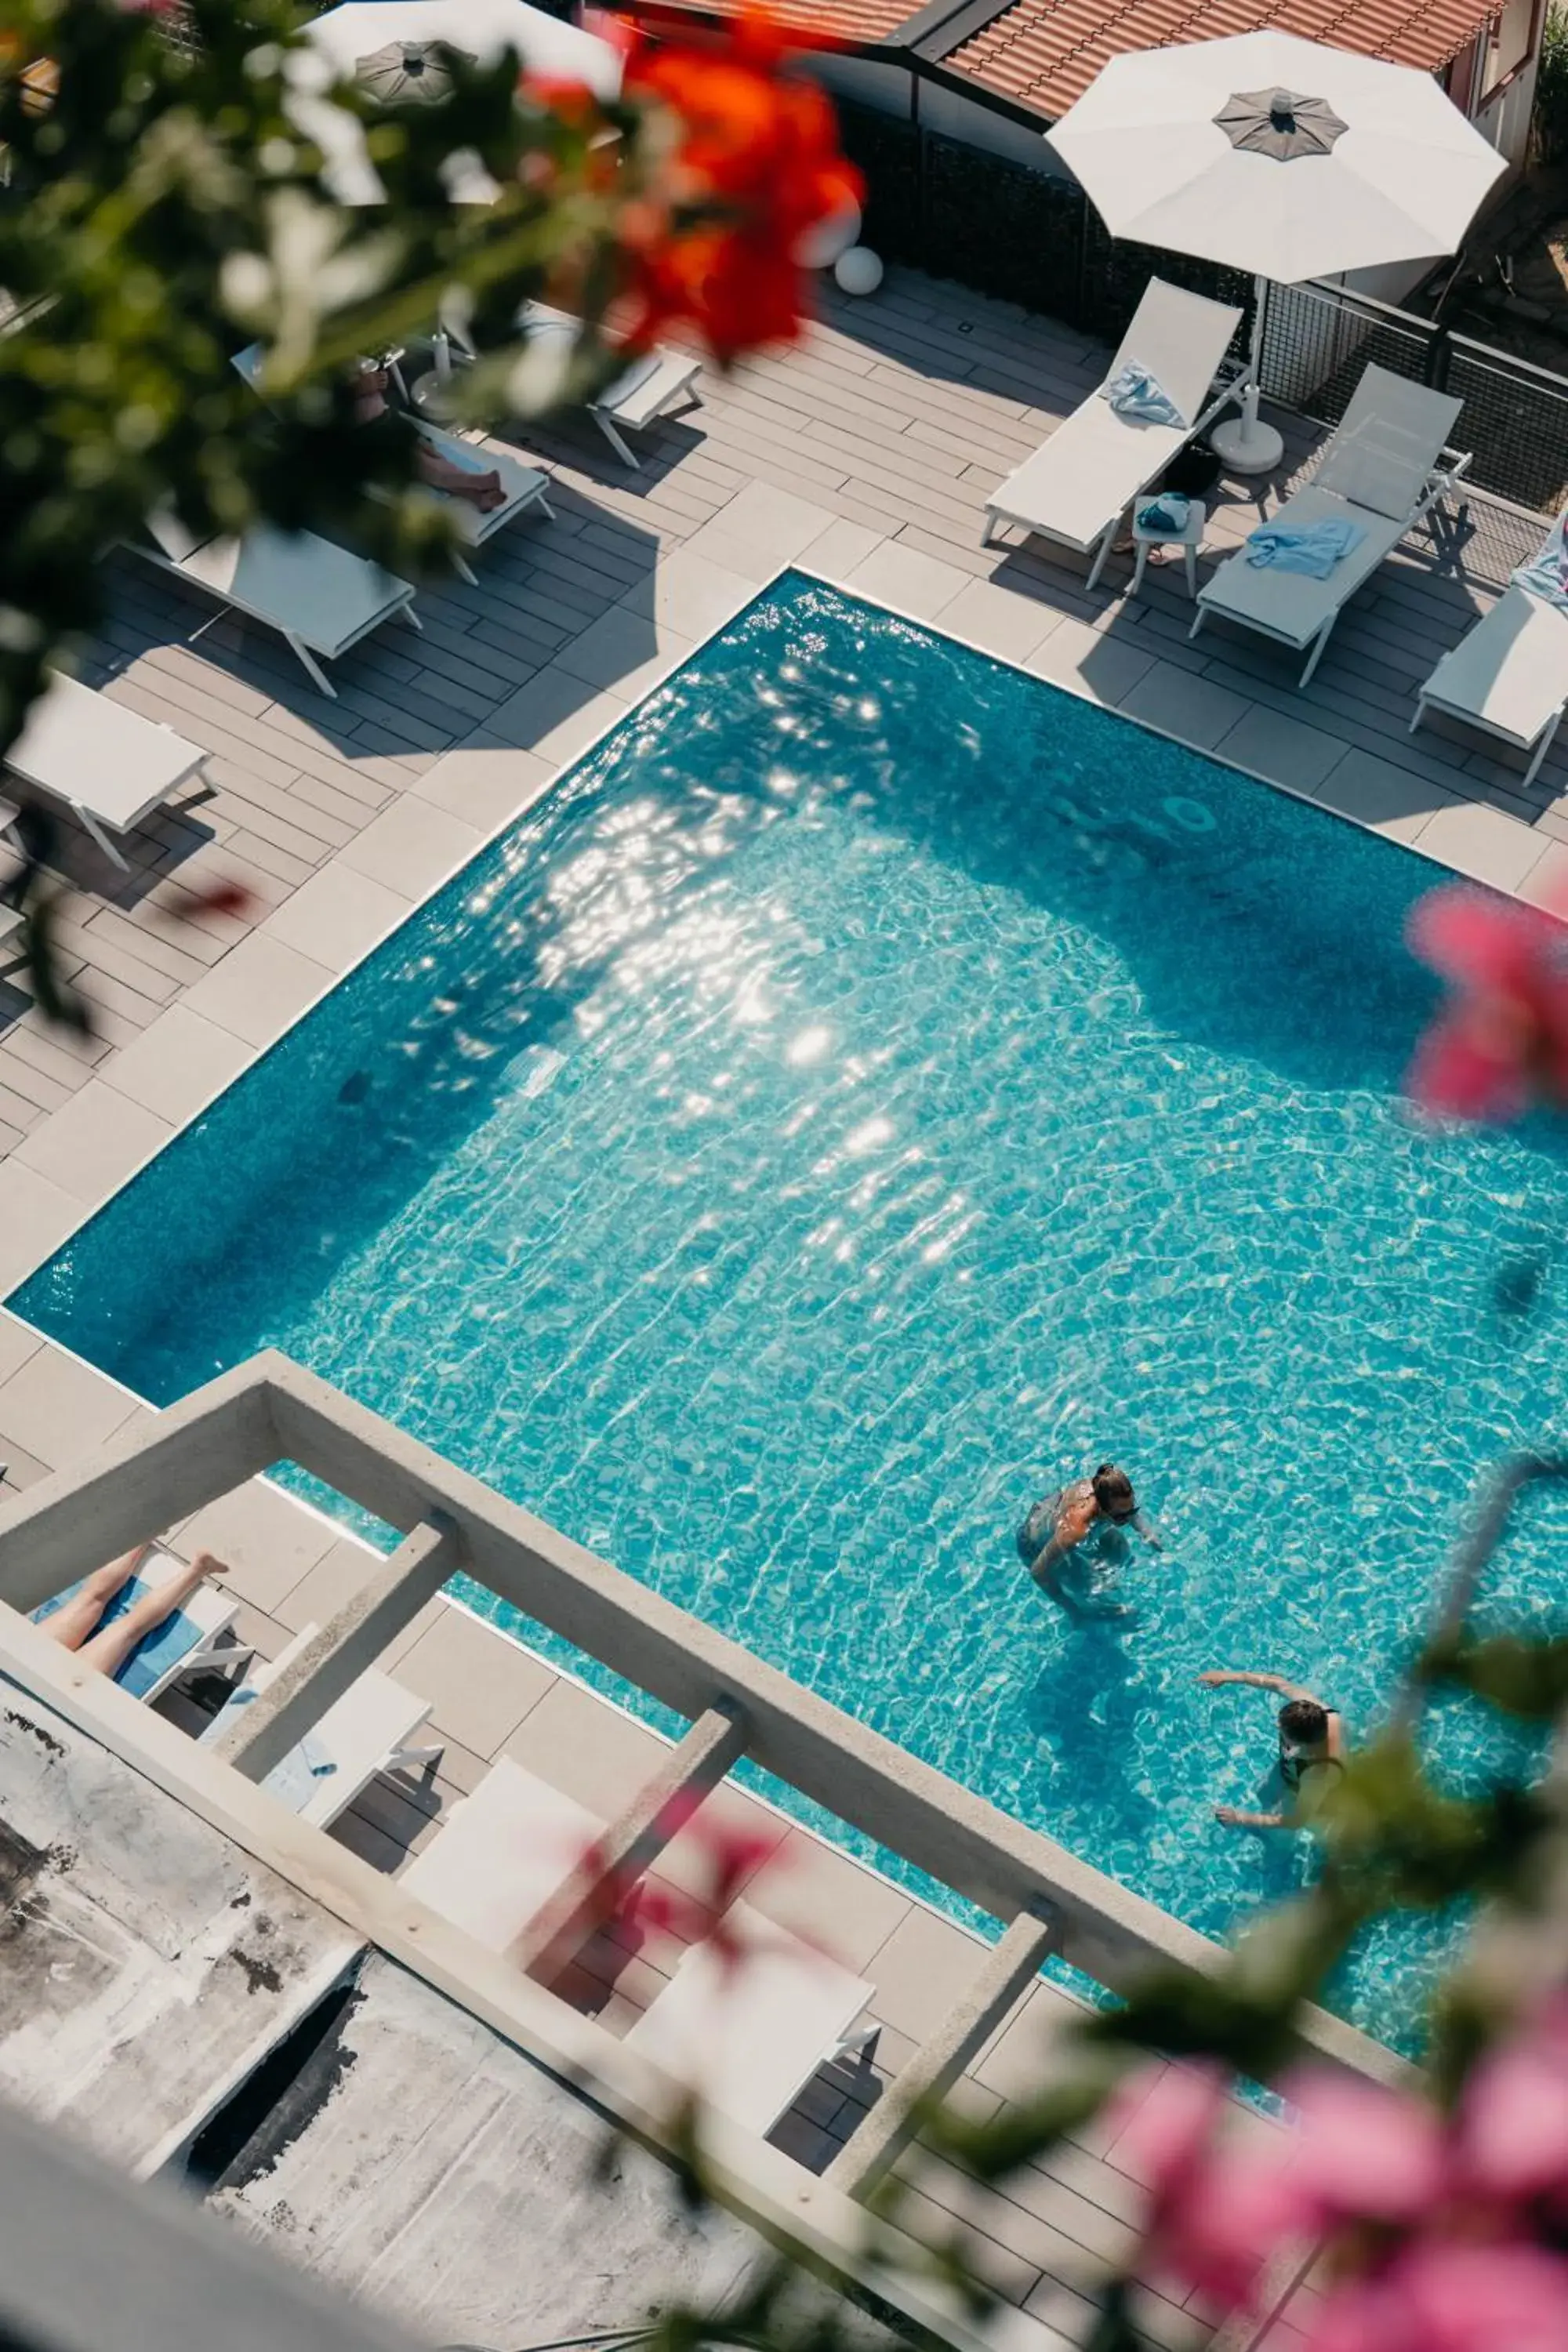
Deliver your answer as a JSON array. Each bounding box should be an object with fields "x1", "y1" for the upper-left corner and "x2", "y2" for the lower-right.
[
  {"x1": 1102, "y1": 365, "x2": 1183, "y2": 427},
  {"x1": 1512, "y1": 512, "x2": 1568, "y2": 611},
  {"x1": 1244, "y1": 517, "x2": 1366, "y2": 579},
  {"x1": 1136, "y1": 495, "x2": 1191, "y2": 536}
]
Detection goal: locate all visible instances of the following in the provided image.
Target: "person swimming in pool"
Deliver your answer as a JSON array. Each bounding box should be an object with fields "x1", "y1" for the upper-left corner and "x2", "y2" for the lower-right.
[
  {"x1": 1017, "y1": 1464, "x2": 1162, "y2": 1621},
  {"x1": 1196, "y1": 1667, "x2": 1345, "y2": 1828}
]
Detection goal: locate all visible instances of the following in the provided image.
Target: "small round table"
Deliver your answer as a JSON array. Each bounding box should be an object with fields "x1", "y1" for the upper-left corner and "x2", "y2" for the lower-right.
[{"x1": 1129, "y1": 498, "x2": 1207, "y2": 599}]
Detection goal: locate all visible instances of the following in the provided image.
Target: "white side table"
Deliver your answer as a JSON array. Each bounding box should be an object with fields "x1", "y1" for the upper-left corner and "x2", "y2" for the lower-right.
[{"x1": 1130, "y1": 499, "x2": 1207, "y2": 599}]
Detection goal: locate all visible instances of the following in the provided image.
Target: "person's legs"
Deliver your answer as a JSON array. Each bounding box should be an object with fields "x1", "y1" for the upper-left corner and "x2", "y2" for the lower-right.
[
  {"x1": 416, "y1": 442, "x2": 505, "y2": 510},
  {"x1": 42, "y1": 1542, "x2": 155, "y2": 1652},
  {"x1": 75, "y1": 1549, "x2": 228, "y2": 1681}
]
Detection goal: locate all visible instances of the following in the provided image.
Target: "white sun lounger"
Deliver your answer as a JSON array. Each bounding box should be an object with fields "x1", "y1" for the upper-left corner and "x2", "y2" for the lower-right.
[
  {"x1": 1192, "y1": 365, "x2": 1468, "y2": 688},
  {"x1": 983, "y1": 279, "x2": 1244, "y2": 587},
  {"x1": 200, "y1": 1628, "x2": 443, "y2": 1831},
  {"x1": 624, "y1": 1898, "x2": 875, "y2": 2139},
  {"x1": 230, "y1": 345, "x2": 555, "y2": 586},
  {"x1": 401, "y1": 1755, "x2": 601, "y2": 1948},
  {"x1": 1413, "y1": 582, "x2": 1568, "y2": 789},
  {"x1": 3, "y1": 673, "x2": 208, "y2": 869},
  {"x1": 33, "y1": 1552, "x2": 248, "y2": 1706},
  {"x1": 129, "y1": 510, "x2": 420, "y2": 699},
  {"x1": 519, "y1": 303, "x2": 702, "y2": 468}
]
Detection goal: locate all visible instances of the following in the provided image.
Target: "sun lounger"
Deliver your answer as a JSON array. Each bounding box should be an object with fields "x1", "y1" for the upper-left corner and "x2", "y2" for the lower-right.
[
  {"x1": 518, "y1": 303, "x2": 702, "y2": 468},
  {"x1": 231, "y1": 345, "x2": 554, "y2": 585},
  {"x1": 401, "y1": 1755, "x2": 600, "y2": 1947},
  {"x1": 1192, "y1": 365, "x2": 1468, "y2": 688},
  {"x1": 199, "y1": 1634, "x2": 442, "y2": 1831},
  {"x1": 3, "y1": 673, "x2": 207, "y2": 870},
  {"x1": 33, "y1": 1552, "x2": 248, "y2": 1705},
  {"x1": 623, "y1": 1898, "x2": 875, "y2": 2138},
  {"x1": 1413, "y1": 582, "x2": 1568, "y2": 789},
  {"x1": 129, "y1": 510, "x2": 420, "y2": 699},
  {"x1": 983, "y1": 279, "x2": 1244, "y2": 587}
]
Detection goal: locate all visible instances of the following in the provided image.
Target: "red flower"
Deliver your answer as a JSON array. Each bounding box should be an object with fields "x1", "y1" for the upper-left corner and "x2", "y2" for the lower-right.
[
  {"x1": 1406, "y1": 884, "x2": 1568, "y2": 1123},
  {"x1": 565, "y1": 1785, "x2": 789, "y2": 1975},
  {"x1": 615, "y1": 9, "x2": 862, "y2": 363}
]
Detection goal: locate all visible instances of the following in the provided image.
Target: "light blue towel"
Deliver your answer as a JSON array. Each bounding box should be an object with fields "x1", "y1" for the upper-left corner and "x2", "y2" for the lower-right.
[
  {"x1": 33, "y1": 1571, "x2": 201, "y2": 1701},
  {"x1": 1244, "y1": 517, "x2": 1366, "y2": 579},
  {"x1": 1136, "y1": 495, "x2": 1191, "y2": 536},
  {"x1": 1512, "y1": 512, "x2": 1568, "y2": 611},
  {"x1": 1102, "y1": 364, "x2": 1183, "y2": 427}
]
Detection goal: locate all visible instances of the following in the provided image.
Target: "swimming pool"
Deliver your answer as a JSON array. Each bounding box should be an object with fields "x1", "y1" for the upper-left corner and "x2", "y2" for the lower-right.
[{"x1": 15, "y1": 574, "x2": 1563, "y2": 2050}]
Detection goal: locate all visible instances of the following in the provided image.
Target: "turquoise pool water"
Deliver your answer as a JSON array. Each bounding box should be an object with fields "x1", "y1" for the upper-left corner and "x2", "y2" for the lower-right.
[{"x1": 16, "y1": 574, "x2": 1563, "y2": 2049}]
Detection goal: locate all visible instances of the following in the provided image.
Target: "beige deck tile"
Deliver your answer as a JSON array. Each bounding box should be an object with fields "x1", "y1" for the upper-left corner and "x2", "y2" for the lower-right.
[
  {"x1": 618, "y1": 546, "x2": 760, "y2": 638},
  {"x1": 1118, "y1": 661, "x2": 1254, "y2": 753},
  {"x1": 11, "y1": 1080, "x2": 172, "y2": 1206},
  {"x1": 501, "y1": 1671, "x2": 666, "y2": 1815},
  {"x1": 800, "y1": 518, "x2": 885, "y2": 583},
  {"x1": 741, "y1": 1820, "x2": 913, "y2": 1970},
  {"x1": 275, "y1": 1534, "x2": 384, "y2": 1630},
  {"x1": 0, "y1": 1341, "x2": 143, "y2": 1472},
  {"x1": 410, "y1": 740, "x2": 557, "y2": 832},
  {"x1": 396, "y1": 1600, "x2": 557, "y2": 1755},
  {"x1": 708, "y1": 480, "x2": 839, "y2": 565},
  {"x1": 553, "y1": 607, "x2": 697, "y2": 700},
  {"x1": 1516, "y1": 836, "x2": 1568, "y2": 909},
  {"x1": 862, "y1": 1902, "x2": 987, "y2": 2043},
  {"x1": 1214, "y1": 703, "x2": 1349, "y2": 797},
  {"x1": 1416, "y1": 797, "x2": 1546, "y2": 891},
  {"x1": 1308, "y1": 747, "x2": 1463, "y2": 844},
  {"x1": 844, "y1": 539, "x2": 970, "y2": 622},
  {"x1": 483, "y1": 670, "x2": 633, "y2": 765},
  {"x1": 0, "y1": 1163, "x2": 84, "y2": 1290},
  {"x1": 260, "y1": 863, "x2": 410, "y2": 971},
  {"x1": 172, "y1": 1476, "x2": 342, "y2": 1617},
  {"x1": 337, "y1": 796, "x2": 485, "y2": 899},
  {"x1": 97, "y1": 1004, "x2": 254, "y2": 1127},
  {"x1": 939, "y1": 576, "x2": 1065, "y2": 666},
  {"x1": 1025, "y1": 615, "x2": 1158, "y2": 709},
  {"x1": 180, "y1": 931, "x2": 335, "y2": 1047},
  {"x1": 0, "y1": 1310, "x2": 45, "y2": 1389}
]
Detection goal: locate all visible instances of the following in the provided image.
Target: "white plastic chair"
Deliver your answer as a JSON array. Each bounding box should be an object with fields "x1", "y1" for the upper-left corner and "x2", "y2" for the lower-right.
[
  {"x1": 1414, "y1": 582, "x2": 1568, "y2": 788},
  {"x1": 32, "y1": 1552, "x2": 248, "y2": 1706},
  {"x1": 200, "y1": 1628, "x2": 442, "y2": 1831},
  {"x1": 518, "y1": 303, "x2": 702, "y2": 468},
  {"x1": 3, "y1": 673, "x2": 208, "y2": 870},
  {"x1": 1192, "y1": 364, "x2": 1469, "y2": 688},
  {"x1": 401, "y1": 1754, "x2": 599, "y2": 1947},
  {"x1": 983, "y1": 279, "x2": 1244, "y2": 586}
]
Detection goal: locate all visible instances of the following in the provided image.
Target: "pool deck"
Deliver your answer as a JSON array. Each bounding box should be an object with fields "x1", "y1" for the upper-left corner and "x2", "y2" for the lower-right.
[{"x1": 0, "y1": 259, "x2": 1501, "y2": 2347}]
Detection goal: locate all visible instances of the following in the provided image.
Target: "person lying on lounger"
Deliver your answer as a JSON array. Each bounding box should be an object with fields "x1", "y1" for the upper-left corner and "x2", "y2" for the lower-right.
[
  {"x1": 41, "y1": 1540, "x2": 229, "y2": 1680},
  {"x1": 354, "y1": 361, "x2": 507, "y2": 511}
]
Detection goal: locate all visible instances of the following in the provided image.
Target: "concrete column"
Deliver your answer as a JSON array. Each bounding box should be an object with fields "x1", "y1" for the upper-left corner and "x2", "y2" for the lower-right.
[
  {"x1": 210, "y1": 1514, "x2": 462, "y2": 1782},
  {"x1": 516, "y1": 1698, "x2": 749, "y2": 1984},
  {"x1": 825, "y1": 1902, "x2": 1059, "y2": 2200}
]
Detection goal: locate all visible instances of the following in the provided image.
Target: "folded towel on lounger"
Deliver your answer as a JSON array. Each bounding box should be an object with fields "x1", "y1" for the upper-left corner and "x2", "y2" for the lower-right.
[
  {"x1": 1244, "y1": 517, "x2": 1366, "y2": 579},
  {"x1": 1101, "y1": 365, "x2": 1184, "y2": 427},
  {"x1": 1512, "y1": 511, "x2": 1568, "y2": 612}
]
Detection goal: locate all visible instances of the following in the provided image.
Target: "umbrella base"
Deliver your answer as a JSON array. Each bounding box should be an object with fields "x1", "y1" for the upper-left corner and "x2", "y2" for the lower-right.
[{"x1": 1211, "y1": 414, "x2": 1283, "y2": 475}]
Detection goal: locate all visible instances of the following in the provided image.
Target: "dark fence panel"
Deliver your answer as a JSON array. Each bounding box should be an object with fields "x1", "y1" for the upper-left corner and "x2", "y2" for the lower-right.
[{"x1": 834, "y1": 96, "x2": 1568, "y2": 519}]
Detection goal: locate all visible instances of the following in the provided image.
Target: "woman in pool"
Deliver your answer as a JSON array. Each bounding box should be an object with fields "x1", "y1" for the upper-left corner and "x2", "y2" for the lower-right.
[
  {"x1": 1196, "y1": 1667, "x2": 1345, "y2": 1828},
  {"x1": 1016, "y1": 1463, "x2": 1161, "y2": 1621}
]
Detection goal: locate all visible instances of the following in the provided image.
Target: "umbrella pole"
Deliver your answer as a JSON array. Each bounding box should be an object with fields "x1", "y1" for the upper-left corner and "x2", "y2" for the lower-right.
[{"x1": 1209, "y1": 276, "x2": 1284, "y2": 477}]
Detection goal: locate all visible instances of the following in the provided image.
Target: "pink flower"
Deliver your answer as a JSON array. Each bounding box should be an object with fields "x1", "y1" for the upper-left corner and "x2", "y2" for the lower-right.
[
  {"x1": 1280, "y1": 2069, "x2": 1447, "y2": 2227},
  {"x1": 1114, "y1": 2065, "x2": 1291, "y2": 2311},
  {"x1": 1406, "y1": 884, "x2": 1568, "y2": 1123},
  {"x1": 1459, "y1": 1996, "x2": 1568, "y2": 2203},
  {"x1": 1308, "y1": 2243, "x2": 1568, "y2": 2352}
]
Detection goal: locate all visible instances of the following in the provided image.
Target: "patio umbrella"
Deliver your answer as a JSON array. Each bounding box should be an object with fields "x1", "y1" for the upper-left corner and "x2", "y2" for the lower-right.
[
  {"x1": 1047, "y1": 32, "x2": 1506, "y2": 471},
  {"x1": 297, "y1": 0, "x2": 621, "y2": 207},
  {"x1": 354, "y1": 38, "x2": 476, "y2": 104}
]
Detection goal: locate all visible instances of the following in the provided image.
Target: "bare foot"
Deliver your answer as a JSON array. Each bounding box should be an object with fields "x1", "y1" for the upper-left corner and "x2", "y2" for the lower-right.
[{"x1": 191, "y1": 1549, "x2": 230, "y2": 1581}]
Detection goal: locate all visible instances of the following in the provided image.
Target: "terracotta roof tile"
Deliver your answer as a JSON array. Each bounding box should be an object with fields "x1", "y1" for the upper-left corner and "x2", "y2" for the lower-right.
[
  {"x1": 947, "y1": 0, "x2": 1504, "y2": 117},
  {"x1": 636, "y1": 0, "x2": 1508, "y2": 119}
]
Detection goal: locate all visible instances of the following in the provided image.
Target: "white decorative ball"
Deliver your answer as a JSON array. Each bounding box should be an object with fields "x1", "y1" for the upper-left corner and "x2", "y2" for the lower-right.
[
  {"x1": 794, "y1": 198, "x2": 862, "y2": 270},
  {"x1": 834, "y1": 245, "x2": 884, "y2": 297}
]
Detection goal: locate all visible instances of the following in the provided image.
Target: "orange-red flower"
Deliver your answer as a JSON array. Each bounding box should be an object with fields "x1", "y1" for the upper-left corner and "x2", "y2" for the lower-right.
[{"x1": 615, "y1": 8, "x2": 862, "y2": 363}]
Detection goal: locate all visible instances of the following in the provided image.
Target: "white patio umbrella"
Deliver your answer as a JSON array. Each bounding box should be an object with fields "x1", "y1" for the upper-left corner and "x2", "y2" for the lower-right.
[
  {"x1": 1047, "y1": 32, "x2": 1506, "y2": 471},
  {"x1": 294, "y1": 0, "x2": 622, "y2": 209}
]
